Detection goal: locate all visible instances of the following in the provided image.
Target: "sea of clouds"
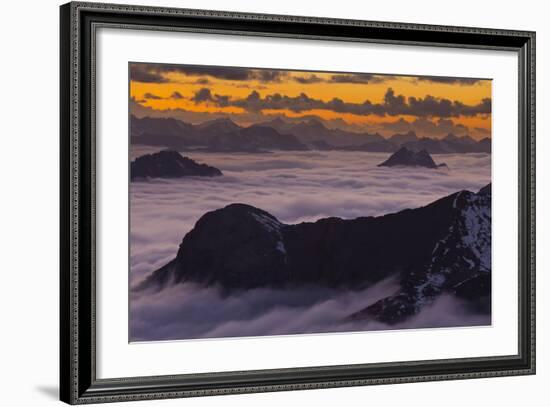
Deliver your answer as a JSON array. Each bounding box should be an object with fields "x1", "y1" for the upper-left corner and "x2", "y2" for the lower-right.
[
  {"x1": 129, "y1": 147, "x2": 491, "y2": 341},
  {"x1": 130, "y1": 278, "x2": 490, "y2": 341}
]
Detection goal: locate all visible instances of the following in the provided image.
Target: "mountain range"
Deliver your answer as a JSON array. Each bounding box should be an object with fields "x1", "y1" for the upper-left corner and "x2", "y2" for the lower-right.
[
  {"x1": 135, "y1": 184, "x2": 491, "y2": 324},
  {"x1": 131, "y1": 115, "x2": 491, "y2": 154}
]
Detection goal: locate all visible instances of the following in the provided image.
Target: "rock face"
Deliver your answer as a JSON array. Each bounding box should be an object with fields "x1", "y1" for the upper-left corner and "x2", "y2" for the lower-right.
[
  {"x1": 136, "y1": 184, "x2": 491, "y2": 323},
  {"x1": 144, "y1": 204, "x2": 290, "y2": 291},
  {"x1": 349, "y1": 184, "x2": 491, "y2": 323},
  {"x1": 378, "y1": 147, "x2": 446, "y2": 169},
  {"x1": 130, "y1": 150, "x2": 222, "y2": 181}
]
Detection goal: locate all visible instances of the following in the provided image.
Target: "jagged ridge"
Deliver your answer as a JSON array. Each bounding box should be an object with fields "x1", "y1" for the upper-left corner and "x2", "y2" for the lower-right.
[
  {"x1": 136, "y1": 185, "x2": 491, "y2": 323},
  {"x1": 131, "y1": 115, "x2": 491, "y2": 153}
]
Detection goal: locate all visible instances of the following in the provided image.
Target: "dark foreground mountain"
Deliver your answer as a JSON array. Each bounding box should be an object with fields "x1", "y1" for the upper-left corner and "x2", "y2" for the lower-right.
[
  {"x1": 131, "y1": 150, "x2": 222, "y2": 180},
  {"x1": 378, "y1": 147, "x2": 447, "y2": 168},
  {"x1": 136, "y1": 184, "x2": 491, "y2": 324}
]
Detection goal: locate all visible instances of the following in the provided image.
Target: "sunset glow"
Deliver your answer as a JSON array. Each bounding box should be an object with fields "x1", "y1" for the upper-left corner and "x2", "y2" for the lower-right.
[{"x1": 130, "y1": 63, "x2": 492, "y2": 139}]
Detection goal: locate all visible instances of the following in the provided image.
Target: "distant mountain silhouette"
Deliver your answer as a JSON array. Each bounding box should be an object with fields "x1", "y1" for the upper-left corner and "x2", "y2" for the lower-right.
[
  {"x1": 131, "y1": 115, "x2": 306, "y2": 152},
  {"x1": 340, "y1": 139, "x2": 397, "y2": 153},
  {"x1": 131, "y1": 150, "x2": 222, "y2": 180},
  {"x1": 135, "y1": 185, "x2": 491, "y2": 324},
  {"x1": 389, "y1": 131, "x2": 418, "y2": 146},
  {"x1": 196, "y1": 117, "x2": 242, "y2": 134},
  {"x1": 278, "y1": 118, "x2": 384, "y2": 148},
  {"x1": 378, "y1": 147, "x2": 447, "y2": 168},
  {"x1": 402, "y1": 134, "x2": 490, "y2": 154},
  {"x1": 268, "y1": 118, "x2": 490, "y2": 153},
  {"x1": 131, "y1": 115, "x2": 491, "y2": 154},
  {"x1": 131, "y1": 116, "x2": 200, "y2": 149}
]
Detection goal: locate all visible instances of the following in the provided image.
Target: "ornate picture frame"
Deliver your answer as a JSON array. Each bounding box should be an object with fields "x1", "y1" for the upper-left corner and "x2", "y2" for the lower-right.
[{"x1": 60, "y1": 2, "x2": 535, "y2": 404}]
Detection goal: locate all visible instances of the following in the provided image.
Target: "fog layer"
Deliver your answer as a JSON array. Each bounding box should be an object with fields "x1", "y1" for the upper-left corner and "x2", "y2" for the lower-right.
[{"x1": 130, "y1": 148, "x2": 491, "y2": 341}]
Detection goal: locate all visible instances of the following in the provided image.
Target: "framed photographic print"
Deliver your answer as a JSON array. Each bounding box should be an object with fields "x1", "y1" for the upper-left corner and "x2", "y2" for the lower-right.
[{"x1": 60, "y1": 1, "x2": 536, "y2": 404}]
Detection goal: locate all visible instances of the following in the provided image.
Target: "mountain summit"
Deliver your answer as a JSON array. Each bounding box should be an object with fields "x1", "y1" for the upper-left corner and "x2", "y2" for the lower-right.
[
  {"x1": 378, "y1": 147, "x2": 447, "y2": 168},
  {"x1": 130, "y1": 150, "x2": 222, "y2": 180}
]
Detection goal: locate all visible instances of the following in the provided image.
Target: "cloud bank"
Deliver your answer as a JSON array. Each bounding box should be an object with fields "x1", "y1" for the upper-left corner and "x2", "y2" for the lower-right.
[
  {"x1": 189, "y1": 87, "x2": 491, "y2": 118},
  {"x1": 130, "y1": 63, "x2": 485, "y2": 87},
  {"x1": 129, "y1": 149, "x2": 491, "y2": 341},
  {"x1": 130, "y1": 279, "x2": 490, "y2": 341}
]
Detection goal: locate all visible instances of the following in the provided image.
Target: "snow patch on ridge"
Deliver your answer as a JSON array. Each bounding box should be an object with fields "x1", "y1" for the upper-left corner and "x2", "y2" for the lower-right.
[
  {"x1": 459, "y1": 193, "x2": 491, "y2": 272},
  {"x1": 251, "y1": 212, "x2": 288, "y2": 262},
  {"x1": 251, "y1": 212, "x2": 282, "y2": 233},
  {"x1": 412, "y1": 188, "x2": 491, "y2": 312}
]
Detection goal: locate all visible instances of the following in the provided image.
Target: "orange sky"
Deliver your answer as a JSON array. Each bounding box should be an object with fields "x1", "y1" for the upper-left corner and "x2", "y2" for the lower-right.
[{"x1": 130, "y1": 63, "x2": 492, "y2": 139}]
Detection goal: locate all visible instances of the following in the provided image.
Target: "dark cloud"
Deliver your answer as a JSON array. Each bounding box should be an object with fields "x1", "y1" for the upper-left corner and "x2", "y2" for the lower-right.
[
  {"x1": 286, "y1": 73, "x2": 391, "y2": 85},
  {"x1": 255, "y1": 70, "x2": 288, "y2": 83},
  {"x1": 195, "y1": 87, "x2": 491, "y2": 118},
  {"x1": 186, "y1": 67, "x2": 288, "y2": 83},
  {"x1": 293, "y1": 74, "x2": 324, "y2": 84},
  {"x1": 131, "y1": 92, "x2": 489, "y2": 139},
  {"x1": 461, "y1": 98, "x2": 492, "y2": 116},
  {"x1": 191, "y1": 87, "x2": 230, "y2": 106},
  {"x1": 130, "y1": 63, "x2": 289, "y2": 83},
  {"x1": 330, "y1": 73, "x2": 377, "y2": 84},
  {"x1": 416, "y1": 76, "x2": 484, "y2": 85},
  {"x1": 130, "y1": 62, "x2": 487, "y2": 94},
  {"x1": 143, "y1": 92, "x2": 162, "y2": 100},
  {"x1": 175, "y1": 65, "x2": 252, "y2": 80},
  {"x1": 404, "y1": 93, "x2": 487, "y2": 117},
  {"x1": 130, "y1": 64, "x2": 168, "y2": 83},
  {"x1": 170, "y1": 91, "x2": 184, "y2": 100},
  {"x1": 191, "y1": 88, "x2": 214, "y2": 103},
  {"x1": 130, "y1": 63, "x2": 250, "y2": 82}
]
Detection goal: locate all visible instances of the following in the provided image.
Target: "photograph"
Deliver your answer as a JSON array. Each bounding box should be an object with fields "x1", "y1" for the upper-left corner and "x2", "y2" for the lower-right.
[
  {"x1": 57, "y1": 2, "x2": 536, "y2": 404},
  {"x1": 128, "y1": 62, "x2": 493, "y2": 342}
]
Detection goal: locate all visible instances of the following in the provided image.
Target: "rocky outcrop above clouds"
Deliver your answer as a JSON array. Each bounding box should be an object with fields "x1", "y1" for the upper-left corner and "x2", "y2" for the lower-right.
[
  {"x1": 130, "y1": 150, "x2": 222, "y2": 180},
  {"x1": 377, "y1": 147, "x2": 447, "y2": 168}
]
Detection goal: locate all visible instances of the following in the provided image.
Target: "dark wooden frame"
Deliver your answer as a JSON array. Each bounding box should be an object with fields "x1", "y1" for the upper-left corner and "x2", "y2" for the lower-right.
[{"x1": 60, "y1": 1, "x2": 536, "y2": 404}]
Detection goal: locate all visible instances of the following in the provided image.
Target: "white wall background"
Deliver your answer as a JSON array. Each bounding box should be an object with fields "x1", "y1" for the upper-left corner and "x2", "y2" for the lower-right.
[{"x1": 0, "y1": 0, "x2": 546, "y2": 405}]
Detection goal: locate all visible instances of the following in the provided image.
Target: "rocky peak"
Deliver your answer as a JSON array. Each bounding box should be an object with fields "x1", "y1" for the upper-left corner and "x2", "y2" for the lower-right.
[
  {"x1": 130, "y1": 150, "x2": 222, "y2": 180},
  {"x1": 197, "y1": 117, "x2": 241, "y2": 133},
  {"x1": 165, "y1": 204, "x2": 288, "y2": 290},
  {"x1": 349, "y1": 184, "x2": 491, "y2": 324},
  {"x1": 377, "y1": 147, "x2": 446, "y2": 168}
]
